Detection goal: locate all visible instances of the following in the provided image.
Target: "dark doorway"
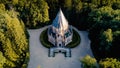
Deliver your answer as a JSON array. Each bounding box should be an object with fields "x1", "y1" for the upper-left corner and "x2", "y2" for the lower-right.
[{"x1": 59, "y1": 44, "x2": 62, "y2": 47}]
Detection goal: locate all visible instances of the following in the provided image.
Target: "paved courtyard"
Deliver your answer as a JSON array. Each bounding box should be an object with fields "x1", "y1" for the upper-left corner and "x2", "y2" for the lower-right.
[{"x1": 27, "y1": 26, "x2": 94, "y2": 68}]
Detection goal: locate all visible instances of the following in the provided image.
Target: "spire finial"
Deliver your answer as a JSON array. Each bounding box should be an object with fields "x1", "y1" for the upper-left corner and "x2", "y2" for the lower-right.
[
  {"x1": 59, "y1": 8, "x2": 62, "y2": 12},
  {"x1": 60, "y1": 8, "x2": 61, "y2": 10}
]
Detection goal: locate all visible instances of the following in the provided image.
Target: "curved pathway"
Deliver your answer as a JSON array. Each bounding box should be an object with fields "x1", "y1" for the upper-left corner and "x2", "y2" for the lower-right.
[{"x1": 27, "y1": 26, "x2": 94, "y2": 68}]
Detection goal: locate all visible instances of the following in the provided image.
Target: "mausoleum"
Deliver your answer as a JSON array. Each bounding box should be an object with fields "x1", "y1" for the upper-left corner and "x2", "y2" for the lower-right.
[{"x1": 47, "y1": 9, "x2": 73, "y2": 57}]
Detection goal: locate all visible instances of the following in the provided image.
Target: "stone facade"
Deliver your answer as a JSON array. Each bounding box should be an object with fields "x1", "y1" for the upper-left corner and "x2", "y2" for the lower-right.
[{"x1": 48, "y1": 9, "x2": 73, "y2": 47}]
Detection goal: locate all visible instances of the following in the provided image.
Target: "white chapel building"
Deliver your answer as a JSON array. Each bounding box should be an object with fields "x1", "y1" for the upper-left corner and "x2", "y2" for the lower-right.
[
  {"x1": 48, "y1": 9, "x2": 73, "y2": 47},
  {"x1": 47, "y1": 9, "x2": 72, "y2": 57}
]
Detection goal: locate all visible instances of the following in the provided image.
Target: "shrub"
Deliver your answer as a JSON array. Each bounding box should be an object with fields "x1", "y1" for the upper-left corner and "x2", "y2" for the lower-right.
[{"x1": 81, "y1": 55, "x2": 97, "y2": 68}]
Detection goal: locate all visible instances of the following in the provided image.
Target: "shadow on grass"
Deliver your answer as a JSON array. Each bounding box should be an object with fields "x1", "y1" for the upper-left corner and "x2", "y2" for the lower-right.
[
  {"x1": 40, "y1": 28, "x2": 53, "y2": 48},
  {"x1": 66, "y1": 29, "x2": 81, "y2": 48}
]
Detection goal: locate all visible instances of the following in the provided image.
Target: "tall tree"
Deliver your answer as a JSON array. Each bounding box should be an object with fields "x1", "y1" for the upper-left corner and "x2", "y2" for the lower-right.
[
  {"x1": 16, "y1": 0, "x2": 49, "y2": 28},
  {"x1": 0, "y1": 8, "x2": 29, "y2": 68},
  {"x1": 88, "y1": 6, "x2": 120, "y2": 60},
  {"x1": 99, "y1": 29, "x2": 113, "y2": 52},
  {"x1": 81, "y1": 55, "x2": 97, "y2": 68},
  {"x1": 46, "y1": 0, "x2": 59, "y2": 21}
]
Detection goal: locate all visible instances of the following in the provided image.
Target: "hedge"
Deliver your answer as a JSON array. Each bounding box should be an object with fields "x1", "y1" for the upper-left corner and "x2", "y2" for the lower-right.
[
  {"x1": 40, "y1": 29, "x2": 53, "y2": 48},
  {"x1": 40, "y1": 28, "x2": 80, "y2": 48},
  {"x1": 66, "y1": 29, "x2": 80, "y2": 48}
]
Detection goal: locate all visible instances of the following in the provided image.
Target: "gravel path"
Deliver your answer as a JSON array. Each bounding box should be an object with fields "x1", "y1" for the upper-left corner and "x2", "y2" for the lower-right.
[{"x1": 27, "y1": 26, "x2": 94, "y2": 68}]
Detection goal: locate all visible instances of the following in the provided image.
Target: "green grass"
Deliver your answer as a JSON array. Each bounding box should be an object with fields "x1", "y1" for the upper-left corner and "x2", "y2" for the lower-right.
[
  {"x1": 66, "y1": 29, "x2": 80, "y2": 48},
  {"x1": 40, "y1": 28, "x2": 53, "y2": 48},
  {"x1": 40, "y1": 28, "x2": 80, "y2": 48}
]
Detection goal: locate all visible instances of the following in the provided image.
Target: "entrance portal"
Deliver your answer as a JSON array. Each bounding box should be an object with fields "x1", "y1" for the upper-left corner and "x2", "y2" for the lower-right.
[
  {"x1": 49, "y1": 47, "x2": 71, "y2": 57},
  {"x1": 59, "y1": 44, "x2": 62, "y2": 47}
]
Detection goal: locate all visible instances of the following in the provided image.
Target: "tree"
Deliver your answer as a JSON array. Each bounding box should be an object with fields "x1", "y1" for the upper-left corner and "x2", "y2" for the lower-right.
[
  {"x1": 111, "y1": 31, "x2": 120, "y2": 58},
  {"x1": 99, "y1": 58, "x2": 120, "y2": 68},
  {"x1": 0, "y1": 52, "x2": 6, "y2": 68},
  {"x1": 0, "y1": 0, "x2": 49, "y2": 28},
  {"x1": 88, "y1": 6, "x2": 120, "y2": 31},
  {"x1": 0, "y1": 3, "x2": 5, "y2": 10},
  {"x1": 64, "y1": 0, "x2": 72, "y2": 10},
  {"x1": 16, "y1": 0, "x2": 49, "y2": 28},
  {"x1": 99, "y1": 29, "x2": 113, "y2": 52},
  {"x1": 88, "y1": 6, "x2": 120, "y2": 59},
  {"x1": 91, "y1": 0, "x2": 100, "y2": 6},
  {"x1": 80, "y1": 55, "x2": 97, "y2": 68},
  {"x1": 77, "y1": 3, "x2": 97, "y2": 30},
  {"x1": 46, "y1": 0, "x2": 59, "y2": 21},
  {"x1": 112, "y1": 1, "x2": 120, "y2": 10},
  {"x1": 0, "y1": 8, "x2": 29, "y2": 67},
  {"x1": 73, "y1": 0, "x2": 83, "y2": 13}
]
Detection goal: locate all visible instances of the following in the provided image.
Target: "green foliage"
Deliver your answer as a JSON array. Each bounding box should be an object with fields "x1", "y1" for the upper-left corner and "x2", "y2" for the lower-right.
[
  {"x1": 88, "y1": 6, "x2": 120, "y2": 34},
  {"x1": 0, "y1": 52, "x2": 6, "y2": 68},
  {"x1": 46, "y1": 0, "x2": 59, "y2": 21},
  {"x1": 64, "y1": 0, "x2": 72, "y2": 9},
  {"x1": 76, "y1": 3, "x2": 97, "y2": 30},
  {"x1": 0, "y1": 0, "x2": 49, "y2": 28},
  {"x1": 91, "y1": 0, "x2": 100, "y2": 5},
  {"x1": 16, "y1": 0, "x2": 49, "y2": 28},
  {"x1": 46, "y1": 0, "x2": 120, "y2": 30},
  {"x1": 88, "y1": 6, "x2": 120, "y2": 60},
  {"x1": 103, "y1": 29, "x2": 113, "y2": 43},
  {"x1": 111, "y1": 31, "x2": 120, "y2": 57},
  {"x1": 112, "y1": 1, "x2": 120, "y2": 10},
  {"x1": 99, "y1": 29, "x2": 113, "y2": 51},
  {"x1": 0, "y1": 8, "x2": 29, "y2": 67},
  {"x1": 81, "y1": 55, "x2": 97, "y2": 68},
  {"x1": 0, "y1": 0, "x2": 120, "y2": 63},
  {"x1": 100, "y1": 0, "x2": 113, "y2": 6},
  {"x1": 0, "y1": 0, "x2": 120, "y2": 29},
  {"x1": 73, "y1": 0, "x2": 83, "y2": 13},
  {"x1": 40, "y1": 29, "x2": 53, "y2": 48},
  {"x1": 66, "y1": 29, "x2": 80, "y2": 48},
  {"x1": 88, "y1": 6, "x2": 112, "y2": 30},
  {"x1": 88, "y1": 6, "x2": 120, "y2": 33},
  {"x1": 12, "y1": 0, "x2": 18, "y2": 5},
  {"x1": 99, "y1": 58, "x2": 120, "y2": 68},
  {"x1": 0, "y1": 3, "x2": 5, "y2": 10}
]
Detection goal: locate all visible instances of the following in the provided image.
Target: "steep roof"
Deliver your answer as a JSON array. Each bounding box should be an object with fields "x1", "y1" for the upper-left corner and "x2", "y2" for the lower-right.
[{"x1": 52, "y1": 9, "x2": 69, "y2": 31}]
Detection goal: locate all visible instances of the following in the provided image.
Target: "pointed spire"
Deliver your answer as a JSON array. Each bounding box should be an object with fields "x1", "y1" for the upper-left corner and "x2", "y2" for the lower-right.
[{"x1": 52, "y1": 9, "x2": 69, "y2": 32}]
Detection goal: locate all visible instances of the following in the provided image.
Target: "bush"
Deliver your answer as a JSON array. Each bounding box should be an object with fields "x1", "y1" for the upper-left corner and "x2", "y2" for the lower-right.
[
  {"x1": 0, "y1": 9, "x2": 29, "y2": 67},
  {"x1": 99, "y1": 58, "x2": 120, "y2": 68},
  {"x1": 80, "y1": 55, "x2": 97, "y2": 68}
]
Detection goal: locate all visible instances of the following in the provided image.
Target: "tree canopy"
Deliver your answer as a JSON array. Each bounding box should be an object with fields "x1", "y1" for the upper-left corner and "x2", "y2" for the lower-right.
[
  {"x1": 88, "y1": 6, "x2": 120, "y2": 60},
  {"x1": 80, "y1": 55, "x2": 97, "y2": 68},
  {"x1": 0, "y1": 7, "x2": 29, "y2": 68},
  {"x1": 0, "y1": 0, "x2": 49, "y2": 28},
  {"x1": 15, "y1": 0, "x2": 49, "y2": 28},
  {"x1": 99, "y1": 58, "x2": 120, "y2": 68}
]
